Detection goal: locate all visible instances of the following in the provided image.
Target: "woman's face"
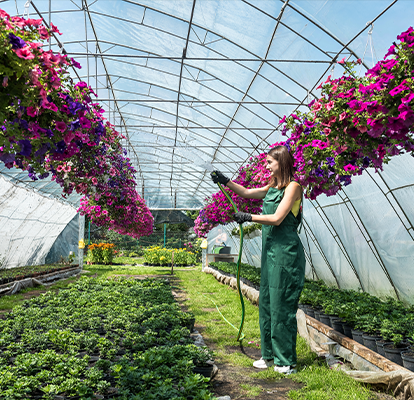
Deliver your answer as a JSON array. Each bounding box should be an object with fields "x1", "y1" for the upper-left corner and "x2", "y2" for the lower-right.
[{"x1": 266, "y1": 154, "x2": 279, "y2": 176}]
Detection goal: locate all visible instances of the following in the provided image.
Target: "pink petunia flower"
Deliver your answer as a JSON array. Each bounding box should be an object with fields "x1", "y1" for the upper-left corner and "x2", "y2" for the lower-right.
[{"x1": 55, "y1": 121, "x2": 67, "y2": 132}]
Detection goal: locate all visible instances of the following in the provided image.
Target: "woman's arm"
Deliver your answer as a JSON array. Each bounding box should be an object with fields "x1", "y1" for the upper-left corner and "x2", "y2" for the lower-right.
[
  {"x1": 227, "y1": 181, "x2": 269, "y2": 199},
  {"x1": 251, "y1": 182, "x2": 302, "y2": 226}
]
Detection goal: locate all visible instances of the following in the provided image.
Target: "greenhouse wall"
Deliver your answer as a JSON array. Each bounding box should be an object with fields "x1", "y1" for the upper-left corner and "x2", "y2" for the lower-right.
[{"x1": 0, "y1": 175, "x2": 77, "y2": 269}]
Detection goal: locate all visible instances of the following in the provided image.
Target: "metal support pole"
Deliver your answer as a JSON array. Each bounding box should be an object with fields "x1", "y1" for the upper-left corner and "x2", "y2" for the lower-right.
[
  {"x1": 88, "y1": 220, "x2": 91, "y2": 245},
  {"x1": 78, "y1": 214, "x2": 85, "y2": 270},
  {"x1": 164, "y1": 223, "x2": 166, "y2": 248},
  {"x1": 202, "y1": 248, "x2": 207, "y2": 272}
]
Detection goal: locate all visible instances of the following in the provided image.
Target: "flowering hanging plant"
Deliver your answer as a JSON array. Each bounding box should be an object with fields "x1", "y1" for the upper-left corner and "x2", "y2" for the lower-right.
[
  {"x1": 195, "y1": 27, "x2": 414, "y2": 236},
  {"x1": 0, "y1": 9, "x2": 87, "y2": 175},
  {"x1": 281, "y1": 26, "x2": 414, "y2": 199},
  {"x1": 0, "y1": 9, "x2": 154, "y2": 239}
]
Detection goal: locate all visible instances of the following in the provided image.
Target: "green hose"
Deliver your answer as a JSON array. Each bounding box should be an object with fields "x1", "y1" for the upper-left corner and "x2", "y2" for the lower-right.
[{"x1": 215, "y1": 180, "x2": 245, "y2": 342}]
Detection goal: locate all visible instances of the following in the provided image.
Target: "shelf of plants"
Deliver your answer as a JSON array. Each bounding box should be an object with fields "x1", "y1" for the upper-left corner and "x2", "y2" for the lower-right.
[
  {"x1": 0, "y1": 277, "x2": 216, "y2": 400},
  {"x1": 210, "y1": 261, "x2": 414, "y2": 371},
  {"x1": 0, "y1": 264, "x2": 76, "y2": 286}
]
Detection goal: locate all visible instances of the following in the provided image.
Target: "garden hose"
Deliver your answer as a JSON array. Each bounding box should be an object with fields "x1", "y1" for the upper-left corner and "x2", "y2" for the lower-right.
[{"x1": 213, "y1": 177, "x2": 245, "y2": 342}]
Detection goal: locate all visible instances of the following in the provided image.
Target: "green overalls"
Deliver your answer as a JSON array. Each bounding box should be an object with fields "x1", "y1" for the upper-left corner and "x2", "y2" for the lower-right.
[{"x1": 260, "y1": 184, "x2": 306, "y2": 366}]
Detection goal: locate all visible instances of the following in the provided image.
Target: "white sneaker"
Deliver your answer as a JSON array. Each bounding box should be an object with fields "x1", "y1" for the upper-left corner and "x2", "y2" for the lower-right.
[
  {"x1": 253, "y1": 357, "x2": 274, "y2": 369},
  {"x1": 274, "y1": 364, "x2": 297, "y2": 374}
]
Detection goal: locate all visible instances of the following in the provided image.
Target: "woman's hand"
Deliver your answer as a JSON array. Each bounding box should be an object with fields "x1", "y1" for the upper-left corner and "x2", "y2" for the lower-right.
[{"x1": 211, "y1": 170, "x2": 230, "y2": 186}]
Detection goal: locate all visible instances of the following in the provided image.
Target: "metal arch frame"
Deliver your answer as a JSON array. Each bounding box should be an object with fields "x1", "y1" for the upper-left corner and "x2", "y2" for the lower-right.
[
  {"x1": 278, "y1": 0, "x2": 371, "y2": 71},
  {"x1": 301, "y1": 224, "x2": 319, "y2": 281},
  {"x1": 309, "y1": 199, "x2": 365, "y2": 290},
  {"x1": 301, "y1": 218, "x2": 340, "y2": 288},
  {"x1": 114, "y1": 108, "x2": 250, "y2": 165},
  {"x1": 366, "y1": 170, "x2": 414, "y2": 240},
  {"x1": 239, "y1": 0, "x2": 399, "y2": 170},
  {"x1": 193, "y1": 0, "x2": 291, "y2": 197},
  {"x1": 82, "y1": 0, "x2": 146, "y2": 193},
  {"x1": 171, "y1": 0, "x2": 197, "y2": 196},
  {"x1": 119, "y1": 0, "x2": 322, "y2": 100},
  {"x1": 61, "y1": 9, "x2": 312, "y2": 113},
  {"x1": 67, "y1": 38, "x2": 290, "y2": 126},
  {"x1": 336, "y1": 190, "x2": 400, "y2": 299},
  {"x1": 70, "y1": 49, "x2": 283, "y2": 142}
]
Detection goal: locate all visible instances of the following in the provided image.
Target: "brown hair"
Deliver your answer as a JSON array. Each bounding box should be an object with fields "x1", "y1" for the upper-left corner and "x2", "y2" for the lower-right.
[{"x1": 267, "y1": 145, "x2": 295, "y2": 188}]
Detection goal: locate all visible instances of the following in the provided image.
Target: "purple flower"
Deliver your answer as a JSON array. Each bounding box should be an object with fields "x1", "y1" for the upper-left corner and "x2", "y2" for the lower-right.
[
  {"x1": 325, "y1": 157, "x2": 335, "y2": 167},
  {"x1": 18, "y1": 140, "x2": 32, "y2": 157},
  {"x1": 314, "y1": 167, "x2": 324, "y2": 177},
  {"x1": 8, "y1": 33, "x2": 26, "y2": 49},
  {"x1": 54, "y1": 140, "x2": 67, "y2": 154},
  {"x1": 0, "y1": 153, "x2": 15, "y2": 164},
  {"x1": 71, "y1": 58, "x2": 82, "y2": 69}
]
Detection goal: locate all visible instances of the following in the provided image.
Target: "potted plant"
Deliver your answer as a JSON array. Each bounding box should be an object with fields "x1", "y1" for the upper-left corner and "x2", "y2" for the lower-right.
[{"x1": 191, "y1": 346, "x2": 215, "y2": 378}]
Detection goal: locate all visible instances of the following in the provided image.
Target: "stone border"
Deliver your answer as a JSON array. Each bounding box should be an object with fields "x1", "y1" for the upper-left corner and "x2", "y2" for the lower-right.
[{"x1": 204, "y1": 266, "x2": 410, "y2": 373}]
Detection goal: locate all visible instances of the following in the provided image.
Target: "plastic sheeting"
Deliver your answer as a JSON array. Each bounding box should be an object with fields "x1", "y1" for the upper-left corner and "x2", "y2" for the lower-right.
[
  {"x1": 0, "y1": 175, "x2": 77, "y2": 268},
  {"x1": 45, "y1": 214, "x2": 79, "y2": 265}
]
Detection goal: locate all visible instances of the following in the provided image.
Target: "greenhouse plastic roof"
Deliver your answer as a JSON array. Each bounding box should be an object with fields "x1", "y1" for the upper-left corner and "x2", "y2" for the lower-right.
[{"x1": 1, "y1": 0, "x2": 412, "y2": 209}]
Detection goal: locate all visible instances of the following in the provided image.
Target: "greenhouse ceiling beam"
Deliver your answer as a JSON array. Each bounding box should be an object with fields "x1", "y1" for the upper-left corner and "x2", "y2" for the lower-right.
[
  {"x1": 78, "y1": 7, "x2": 314, "y2": 110},
  {"x1": 240, "y1": 0, "x2": 399, "y2": 171},
  {"x1": 115, "y1": 104, "x2": 257, "y2": 161},
  {"x1": 115, "y1": 125, "x2": 280, "y2": 130},
  {"x1": 69, "y1": 38, "x2": 301, "y2": 128},
  {"x1": 337, "y1": 190, "x2": 400, "y2": 299},
  {"x1": 94, "y1": 99, "x2": 302, "y2": 105},
  {"x1": 85, "y1": 64, "x2": 280, "y2": 143},
  {"x1": 67, "y1": 53, "x2": 331, "y2": 63},
  {"x1": 117, "y1": 2, "x2": 321, "y2": 100},
  {"x1": 281, "y1": 0, "x2": 371, "y2": 71},
  {"x1": 193, "y1": 0, "x2": 291, "y2": 198},
  {"x1": 244, "y1": 0, "x2": 369, "y2": 70},
  {"x1": 172, "y1": 0, "x2": 198, "y2": 195},
  {"x1": 119, "y1": 118, "x2": 245, "y2": 165},
  {"x1": 82, "y1": 0, "x2": 146, "y2": 193},
  {"x1": 80, "y1": 49, "x2": 288, "y2": 130}
]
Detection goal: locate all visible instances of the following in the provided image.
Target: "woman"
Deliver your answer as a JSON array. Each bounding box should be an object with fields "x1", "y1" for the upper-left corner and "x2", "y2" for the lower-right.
[{"x1": 210, "y1": 145, "x2": 305, "y2": 375}]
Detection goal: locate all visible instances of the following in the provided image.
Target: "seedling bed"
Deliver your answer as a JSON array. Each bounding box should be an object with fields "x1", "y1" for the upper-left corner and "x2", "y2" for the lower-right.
[
  {"x1": 0, "y1": 264, "x2": 75, "y2": 285},
  {"x1": 0, "y1": 277, "x2": 215, "y2": 399}
]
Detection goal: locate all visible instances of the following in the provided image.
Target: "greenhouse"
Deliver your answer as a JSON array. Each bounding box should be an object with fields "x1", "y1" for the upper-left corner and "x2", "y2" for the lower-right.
[{"x1": 1, "y1": 0, "x2": 414, "y2": 399}]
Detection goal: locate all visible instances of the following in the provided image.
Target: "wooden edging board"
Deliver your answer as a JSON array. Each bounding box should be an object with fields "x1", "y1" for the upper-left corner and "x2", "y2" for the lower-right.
[{"x1": 305, "y1": 315, "x2": 409, "y2": 373}]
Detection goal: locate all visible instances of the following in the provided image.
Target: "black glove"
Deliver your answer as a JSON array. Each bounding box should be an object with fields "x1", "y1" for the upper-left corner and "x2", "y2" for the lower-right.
[
  {"x1": 233, "y1": 212, "x2": 252, "y2": 224},
  {"x1": 210, "y1": 170, "x2": 230, "y2": 186}
]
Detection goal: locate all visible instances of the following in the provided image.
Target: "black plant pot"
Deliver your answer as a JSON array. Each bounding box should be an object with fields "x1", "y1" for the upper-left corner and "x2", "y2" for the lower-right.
[
  {"x1": 319, "y1": 313, "x2": 334, "y2": 328},
  {"x1": 401, "y1": 350, "x2": 414, "y2": 372},
  {"x1": 376, "y1": 339, "x2": 393, "y2": 357},
  {"x1": 330, "y1": 318, "x2": 345, "y2": 334},
  {"x1": 193, "y1": 364, "x2": 214, "y2": 378},
  {"x1": 187, "y1": 318, "x2": 196, "y2": 332},
  {"x1": 351, "y1": 329, "x2": 364, "y2": 345},
  {"x1": 303, "y1": 306, "x2": 315, "y2": 318},
  {"x1": 342, "y1": 322, "x2": 353, "y2": 338},
  {"x1": 384, "y1": 343, "x2": 411, "y2": 366},
  {"x1": 314, "y1": 310, "x2": 322, "y2": 321},
  {"x1": 362, "y1": 334, "x2": 382, "y2": 352}
]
